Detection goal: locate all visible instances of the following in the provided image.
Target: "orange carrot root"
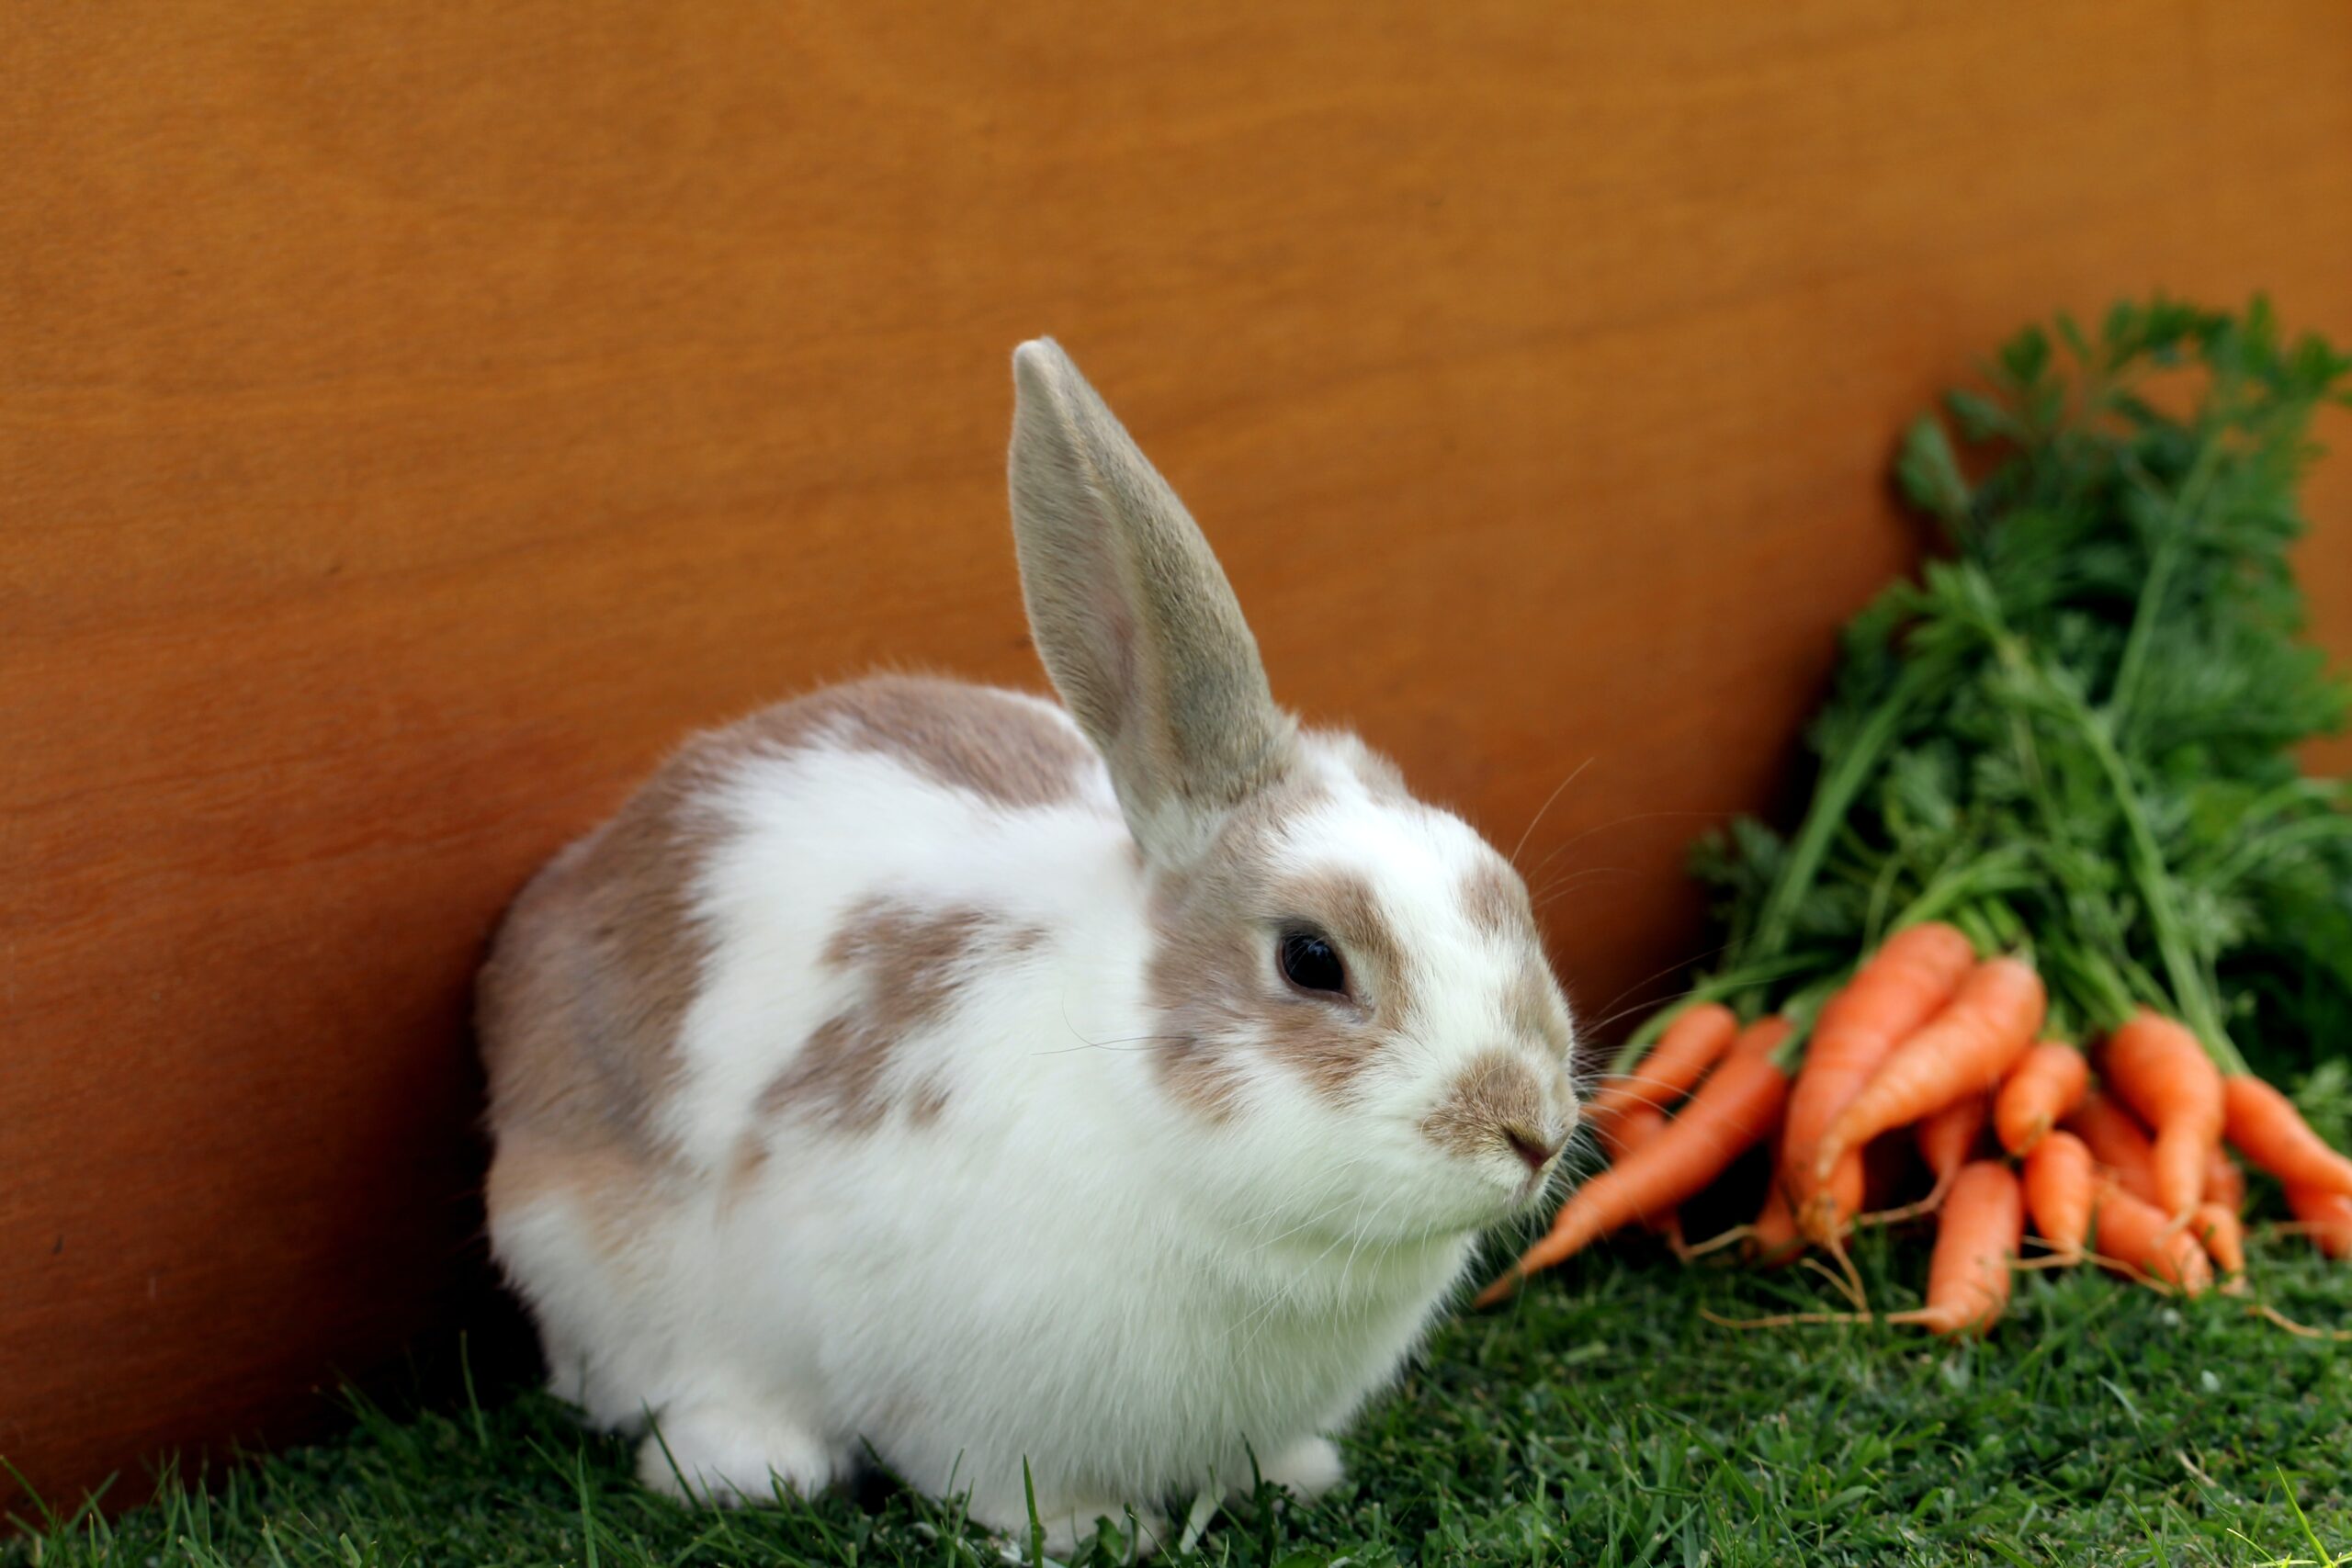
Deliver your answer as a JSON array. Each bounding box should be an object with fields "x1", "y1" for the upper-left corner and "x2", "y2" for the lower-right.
[
  {"x1": 2063, "y1": 1091, "x2": 2162, "y2": 1207},
  {"x1": 2188, "y1": 1201, "x2": 2246, "y2": 1288},
  {"x1": 2023, "y1": 1130, "x2": 2095, "y2": 1261},
  {"x1": 1585, "y1": 1001, "x2": 1740, "y2": 1140},
  {"x1": 1815, "y1": 956, "x2": 2046, "y2": 1184},
  {"x1": 2101, "y1": 1010, "x2": 2224, "y2": 1222},
  {"x1": 1797, "y1": 1154, "x2": 1869, "y2": 1247},
  {"x1": 1862, "y1": 1105, "x2": 1987, "y2": 1228},
  {"x1": 2283, "y1": 1183, "x2": 2352, "y2": 1258},
  {"x1": 1599, "y1": 1101, "x2": 1668, "y2": 1163},
  {"x1": 1917, "y1": 1093, "x2": 1991, "y2": 1189},
  {"x1": 1889, "y1": 1161, "x2": 2022, "y2": 1337},
  {"x1": 2225, "y1": 1076, "x2": 2352, "y2": 1201},
  {"x1": 1781, "y1": 923, "x2": 1977, "y2": 1245},
  {"x1": 1546, "y1": 942, "x2": 2346, "y2": 1335},
  {"x1": 1745, "y1": 1152, "x2": 1804, "y2": 1268},
  {"x1": 2088, "y1": 1178, "x2": 2212, "y2": 1295},
  {"x1": 2206, "y1": 1146, "x2": 2248, "y2": 1214},
  {"x1": 1994, "y1": 1040, "x2": 2087, "y2": 1156}
]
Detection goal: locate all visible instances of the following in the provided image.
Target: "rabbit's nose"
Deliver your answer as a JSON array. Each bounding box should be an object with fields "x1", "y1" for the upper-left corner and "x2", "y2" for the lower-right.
[{"x1": 1501, "y1": 1126, "x2": 1561, "y2": 1174}]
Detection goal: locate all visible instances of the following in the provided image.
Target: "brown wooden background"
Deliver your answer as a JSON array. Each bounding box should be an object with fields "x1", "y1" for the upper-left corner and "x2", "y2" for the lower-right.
[{"x1": 6, "y1": 0, "x2": 2351, "y2": 1517}]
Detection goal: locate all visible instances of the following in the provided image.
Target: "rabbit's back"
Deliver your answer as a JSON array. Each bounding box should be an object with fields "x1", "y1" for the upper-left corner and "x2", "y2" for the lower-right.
[{"x1": 478, "y1": 674, "x2": 1129, "y2": 1224}]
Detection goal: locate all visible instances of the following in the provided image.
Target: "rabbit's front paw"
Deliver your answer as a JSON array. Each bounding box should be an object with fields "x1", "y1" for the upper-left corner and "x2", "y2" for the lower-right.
[
  {"x1": 1257, "y1": 1436, "x2": 1344, "y2": 1502},
  {"x1": 638, "y1": 1402, "x2": 837, "y2": 1506}
]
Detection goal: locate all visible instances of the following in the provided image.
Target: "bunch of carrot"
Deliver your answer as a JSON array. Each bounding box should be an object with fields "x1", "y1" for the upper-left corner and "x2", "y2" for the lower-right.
[
  {"x1": 1479, "y1": 301, "x2": 2352, "y2": 1334},
  {"x1": 1479, "y1": 920, "x2": 2352, "y2": 1332}
]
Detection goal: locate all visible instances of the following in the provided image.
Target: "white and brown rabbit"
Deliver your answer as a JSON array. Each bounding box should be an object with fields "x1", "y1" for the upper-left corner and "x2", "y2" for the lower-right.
[{"x1": 477, "y1": 340, "x2": 1580, "y2": 1551}]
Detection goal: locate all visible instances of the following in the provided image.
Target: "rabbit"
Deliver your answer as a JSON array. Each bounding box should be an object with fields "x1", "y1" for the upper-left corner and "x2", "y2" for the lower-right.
[{"x1": 475, "y1": 338, "x2": 1581, "y2": 1554}]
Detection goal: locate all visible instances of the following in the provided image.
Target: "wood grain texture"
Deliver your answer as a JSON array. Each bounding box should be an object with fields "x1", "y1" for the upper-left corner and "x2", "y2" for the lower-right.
[{"x1": 5, "y1": 0, "x2": 2350, "y2": 1513}]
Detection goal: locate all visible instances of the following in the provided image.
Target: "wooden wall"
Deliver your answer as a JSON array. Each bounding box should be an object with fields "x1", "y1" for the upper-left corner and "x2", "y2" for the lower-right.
[{"x1": 6, "y1": 0, "x2": 2350, "y2": 1516}]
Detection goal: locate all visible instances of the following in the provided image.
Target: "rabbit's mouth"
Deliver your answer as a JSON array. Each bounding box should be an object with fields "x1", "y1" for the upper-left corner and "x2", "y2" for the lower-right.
[{"x1": 1514, "y1": 1162, "x2": 1566, "y2": 1206}]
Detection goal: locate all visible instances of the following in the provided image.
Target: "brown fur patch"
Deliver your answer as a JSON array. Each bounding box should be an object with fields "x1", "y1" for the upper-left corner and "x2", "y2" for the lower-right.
[
  {"x1": 486, "y1": 1128, "x2": 679, "y2": 1275},
  {"x1": 478, "y1": 677, "x2": 1076, "y2": 1226},
  {"x1": 1281, "y1": 867, "x2": 1405, "y2": 982},
  {"x1": 1249, "y1": 999, "x2": 1372, "y2": 1102},
  {"x1": 909, "y1": 1077, "x2": 952, "y2": 1126},
  {"x1": 762, "y1": 1012, "x2": 894, "y2": 1132},
  {"x1": 484, "y1": 1128, "x2": 634, "y2": 1218},
  {"x1": 1508, "y1": 962, "x2": 1577, "y2": 1062},
  {"x1": 727, "y1": 675, "x2": 1098, "y2": 810},
  {"x1": 1420, "y1": 1050, "x2": 1548, "y2": 1160},
  {"x1": 1146, "y1": 777, "x2": 1415, "y2": 1113},
  {"x1": 1146, "y1": 790, "x2": 1291, "y2": 1120},
  {"x1": 1462, "y1": 858, "x2": 1535, "y2": 941},
  {"x1": 477, "y1": 728, "x2": 743, "y2": 1185},
  {"x1": 1267, "y1": 865, "x2": 1413, "y2": 1096},
  {"x1": 758, "y1": 898, "x2": 1042, "y2": 1132},
  {"x1": 718, "y1": 1134, "x2": 771, "y2": 1212},
  {"x1": 1156, "y1": 1032, "x2": 1249, "y2": 1121}
]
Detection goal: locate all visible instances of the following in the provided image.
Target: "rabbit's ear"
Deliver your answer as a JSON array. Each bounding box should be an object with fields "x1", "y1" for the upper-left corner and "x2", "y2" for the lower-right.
[{"x1": 1009, "y1": 339, "x2": 1296, "y2": 863}]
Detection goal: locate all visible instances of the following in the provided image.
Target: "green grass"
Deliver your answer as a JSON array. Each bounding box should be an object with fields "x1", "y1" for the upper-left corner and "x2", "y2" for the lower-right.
[{"x1": 9, "y1": 1234, "x2": 2352, "y2": 1568}]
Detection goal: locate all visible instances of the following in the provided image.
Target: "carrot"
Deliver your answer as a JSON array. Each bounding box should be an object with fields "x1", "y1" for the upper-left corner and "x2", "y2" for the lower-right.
[
  {"x1": 1598, "y1": 1101, "x2": 1668, "y2": 1162},
  {"x1": 1815, "y1": 957, "x2": 2046, "y2": 1184},
  {"x1": 2062, "y1": 1090, "x2": 2162, "y2": 1206},
  {"x1": 1596, "y1": 1102, "x2": 1680, "y2": 1235},
  {"x1": 2222, "y1": 1075, "x2": 2352, "y2": 1200},
  {"x1": 1915, "y1": 1092, "x2": 1990, "y2": 1201},
  {"x1": 2087, "y1": 1179, "x2": 2212, "y2": 1295},
  {"x1": 2188, "y1": 1202, "x2": 2246, "y2": 1280},
  {"x1": 1994, "y1": 1040, "x2": 2087, "y2": 1156},
  {"x1": 1479, "y1": 1016, "x2": 1792, "y2": 1304},
  {"x1": 2023, "y1": 1130, "x2": 2096, "y2": 1259},
  {"x1": 1796, "y1": 1160, "x2": 1871, "y2": 1248},
  {"x1": 2100, "y1": 1010, "x2": 2223, "y2": 1219},
  {"x1": 1747, "y1": 1177, "x2": 1803, "y2": 1266},
  {"x1": 2206, "y1": 1146, "x2": 2247, "y2": 1214},
  {"x1": 2285, "y1": 1183, "x2": 2352, "y2": 1259},
  {"x1": 1585, "y1": 1002, "x2": 1738, "y2": 1140},
  {"x1": 1732, "y1": 1017, "x2": 1787, "y2": 1063},
  {"x1": 1781, "y1": 922, "x2": 1977, "y2": 1243},
  {"x1": 1889, "y1": 1161, "x2": 2022, "y2": 1337}
]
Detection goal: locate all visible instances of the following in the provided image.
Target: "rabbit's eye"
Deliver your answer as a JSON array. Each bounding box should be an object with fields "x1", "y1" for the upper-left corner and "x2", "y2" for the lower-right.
[{"x1": 1278, "y1": 929, "x2": 1348, "y2": 996}]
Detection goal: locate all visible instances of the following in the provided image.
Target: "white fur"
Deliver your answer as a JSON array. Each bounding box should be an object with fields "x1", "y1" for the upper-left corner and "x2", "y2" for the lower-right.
[
  {"x1": 493, "y1": 727, "x2": 1567, "y2": 1540},
  {"x1": 484, "y1": 341, "x2": 1579, "y2": 1554}
]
